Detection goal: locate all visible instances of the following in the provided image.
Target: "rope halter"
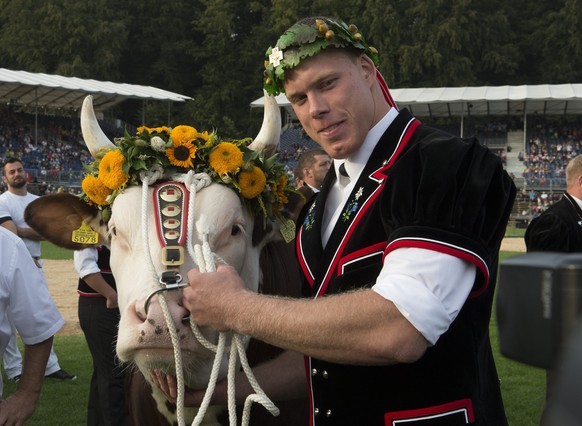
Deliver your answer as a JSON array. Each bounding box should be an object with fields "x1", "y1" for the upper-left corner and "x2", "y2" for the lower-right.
[{"x1": 139, "y1": 168, "x2": 279, "y2": 426}]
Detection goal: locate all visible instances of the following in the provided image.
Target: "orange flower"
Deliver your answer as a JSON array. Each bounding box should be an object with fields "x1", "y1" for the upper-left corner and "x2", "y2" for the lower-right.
[
  {"x1": 238, "y1": 166, "x2": 266, "y2": 199},
  {"x1": 82, "y1": 175, "x2": 112, "y2": 206}
]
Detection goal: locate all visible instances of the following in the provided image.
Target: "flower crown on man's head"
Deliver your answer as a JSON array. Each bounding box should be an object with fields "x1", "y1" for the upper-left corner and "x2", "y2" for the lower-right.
[
  {"x1": 263, "y1": 17, "x2": 379, "y2": 96},
  {"x1": 80, "y1": 124, "x2": 293, "y2": 224}
]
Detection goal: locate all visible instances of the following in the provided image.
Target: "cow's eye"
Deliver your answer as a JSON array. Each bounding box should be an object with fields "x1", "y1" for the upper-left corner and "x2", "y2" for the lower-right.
[{"x1": 231, "y1": 224, "x2": 242, "y2": 236}]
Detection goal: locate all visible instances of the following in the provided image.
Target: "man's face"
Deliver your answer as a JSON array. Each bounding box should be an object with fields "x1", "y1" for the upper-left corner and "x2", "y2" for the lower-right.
[
  {"x1": 283, "y1": 49, "x2": 377, "y2": 160},
  {"x1": 2, "y1": 162, "x2": 27, "y2": 190},
  {"x1": 304, "y1": 154, "x2": 331, "y2": 189}
]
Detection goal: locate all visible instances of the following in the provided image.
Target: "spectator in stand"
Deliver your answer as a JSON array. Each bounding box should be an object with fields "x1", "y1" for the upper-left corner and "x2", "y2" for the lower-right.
[
  {"x1": 525, "y1": 154, "x2": 582, "y2": 422},
  {"x1": 74, "y1": 246, "x2": 128, "y2": 426},
  {"x1": 0, "y1": 157, "x2": 76, "y2": 382},
  {"x1": 0, "y1": 227, "x2": 64, "y2": 424}
]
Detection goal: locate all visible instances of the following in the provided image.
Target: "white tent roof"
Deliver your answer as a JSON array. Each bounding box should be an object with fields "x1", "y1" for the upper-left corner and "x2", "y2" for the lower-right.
[
  {"x1": 0, "y1": 68, "x2": 191, "y2": 112},
  {"x1": 250, "y1": 84, "x2": 582, "y2": 117}
]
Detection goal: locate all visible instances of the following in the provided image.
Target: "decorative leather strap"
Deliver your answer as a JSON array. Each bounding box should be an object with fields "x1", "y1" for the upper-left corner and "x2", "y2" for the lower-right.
[{"x1": 153, "y1": 182, "x2": 189, "y2": 268}]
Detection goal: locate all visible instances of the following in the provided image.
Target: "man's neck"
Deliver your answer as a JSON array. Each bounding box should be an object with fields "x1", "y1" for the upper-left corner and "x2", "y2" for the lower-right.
[{"x1": 8, "y1": 187, "x2": 28, "y2": 196}]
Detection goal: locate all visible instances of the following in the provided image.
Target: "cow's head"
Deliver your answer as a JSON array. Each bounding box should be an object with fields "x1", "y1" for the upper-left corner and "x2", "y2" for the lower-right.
[{"x1": 25, "y1": 94, "x2": 299, "y2": 424}]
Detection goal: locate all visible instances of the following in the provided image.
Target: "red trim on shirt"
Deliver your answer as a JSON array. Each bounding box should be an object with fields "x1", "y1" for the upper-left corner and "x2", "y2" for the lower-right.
[{"x1": 384, "y1": 238, "x2": 489, "y2": 297}]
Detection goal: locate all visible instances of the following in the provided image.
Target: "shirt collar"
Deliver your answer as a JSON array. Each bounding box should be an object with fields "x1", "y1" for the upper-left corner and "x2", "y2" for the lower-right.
[
  {"x1": 333, "y1": 107, "x2": 399, "y2": 180},
  {"x1": 568, "y1": 192, "x2": 582, "y2": 210}
]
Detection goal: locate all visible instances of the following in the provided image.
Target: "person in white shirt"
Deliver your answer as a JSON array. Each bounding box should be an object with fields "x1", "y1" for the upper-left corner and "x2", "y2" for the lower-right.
[
  {"x1": 0, "y1": 226, "x2": 64, "y2": 424},
  {"x1": 0, "y1": 157, "x2": 76, "y2": 382}
]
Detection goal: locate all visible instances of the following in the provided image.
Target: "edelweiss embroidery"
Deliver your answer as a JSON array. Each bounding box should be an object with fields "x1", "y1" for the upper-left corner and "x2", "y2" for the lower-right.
[
  {"x1": 341, "y1": 187, "x2": 364, "y2": 221},
  {"x1": 303, "y1": 200, "x2": 316, "y2": 230}
]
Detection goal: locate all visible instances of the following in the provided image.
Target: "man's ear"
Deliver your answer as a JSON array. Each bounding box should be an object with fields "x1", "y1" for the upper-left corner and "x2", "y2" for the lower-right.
[{"x1": 359, "y1": 54, "x2": 376, "y2": 83}]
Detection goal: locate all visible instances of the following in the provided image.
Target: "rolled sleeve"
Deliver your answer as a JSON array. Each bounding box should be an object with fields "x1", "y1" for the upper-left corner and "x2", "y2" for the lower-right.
[
  {"x1": 74, "y1": 247, "x2": 100, "y2": 278},
  {"x1": 372, "y1": 247, "x2": 476, "y2": 345}
]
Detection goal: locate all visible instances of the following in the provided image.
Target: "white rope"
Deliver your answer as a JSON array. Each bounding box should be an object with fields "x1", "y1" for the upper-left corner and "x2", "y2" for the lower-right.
[{"x1": 139, "y1": 169, "x2": 279, "y2": 426}]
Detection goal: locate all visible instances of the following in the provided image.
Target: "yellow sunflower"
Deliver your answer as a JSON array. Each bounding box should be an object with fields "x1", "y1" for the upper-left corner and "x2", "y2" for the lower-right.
[
  {"x1": 238, "y1": 166, "x2": 267, "y2": 199},
  {"x1": 82, "y1": 175, "x2": 112, "y2": 206},
  {"x1": 209, "y1": 142, "x2": 244, "y2": 175},
  {"x1": 166, "y1": 141, "x2": 197, "y2": 168},
  {"x1": 197, "y1": 130, "x2": 211, "y2": 142},
  {"x1": 170, "y1": 125, "x2": 197, "y2": 145},
  {"x1": 98, "y1": 150, "x2": 128, "y2": 190},
  {"x1": 152, "y1": 126, "x2": 170, "y2": 136}
]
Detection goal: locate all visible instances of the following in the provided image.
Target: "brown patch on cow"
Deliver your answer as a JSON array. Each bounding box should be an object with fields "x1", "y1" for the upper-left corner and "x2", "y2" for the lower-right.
[{"x1": 24, "y1": 193, "x2": 106, "y2": 250}]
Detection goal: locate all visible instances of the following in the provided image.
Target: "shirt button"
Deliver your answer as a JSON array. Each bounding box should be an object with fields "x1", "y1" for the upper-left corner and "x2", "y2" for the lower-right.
[
  {"x1": 314, "y1": 408, "x2": 319, "y2": 416},
  {"x1": 311, "y1": 368, "x2": 318, "y2": 376},
  {"x1": 322, "y1": 370, "x2": 329, "y2": 379},
  {"x1": 326, "y1": 409, "x2": 332, "y2": 417}
]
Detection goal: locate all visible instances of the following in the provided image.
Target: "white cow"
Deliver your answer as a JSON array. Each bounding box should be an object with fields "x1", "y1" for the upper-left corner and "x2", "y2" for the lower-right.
[{"x1": 25, "y1": 95, "x2": 303, "y2": 425}]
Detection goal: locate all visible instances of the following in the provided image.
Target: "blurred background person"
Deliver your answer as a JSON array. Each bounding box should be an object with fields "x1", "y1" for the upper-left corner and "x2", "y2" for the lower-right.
[{"x1": 75, "y1": 246, "x2": 128, "y2": 426}]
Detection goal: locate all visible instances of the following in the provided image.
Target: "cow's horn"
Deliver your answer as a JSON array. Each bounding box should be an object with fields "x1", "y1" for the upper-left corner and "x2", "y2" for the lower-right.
[
  {"x1": 248, "y1": 90, "x2": 281, "y2": 156},
  {"x1": 81, "y1": 95, "x2": 116, "y2": 158}
]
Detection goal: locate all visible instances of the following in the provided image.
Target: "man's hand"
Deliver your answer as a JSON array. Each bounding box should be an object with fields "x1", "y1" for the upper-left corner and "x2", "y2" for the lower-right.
[
  {"x1": 184, "y1": 264, "x2": 248, "y2": 331},
  {"x1": 0, "y1": 390, "x2": 38, "y2": 425},
  {"x1": 149, "y1": 370, "x2": 206, "y2": 406}
]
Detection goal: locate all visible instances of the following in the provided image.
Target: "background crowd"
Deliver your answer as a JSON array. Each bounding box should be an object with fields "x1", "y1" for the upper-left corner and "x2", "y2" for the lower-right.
[{"x1": 1, "y1": 106, "x2": 582, "y2": 224}]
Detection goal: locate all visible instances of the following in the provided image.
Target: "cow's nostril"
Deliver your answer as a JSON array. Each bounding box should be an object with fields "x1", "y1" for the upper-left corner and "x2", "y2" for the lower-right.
[
  {"x1": 136, "y1": 310, "x2": 146, "y2": 322},
  {"x1": 181, "y1": 315, "x2": 190, "y2": 323}
]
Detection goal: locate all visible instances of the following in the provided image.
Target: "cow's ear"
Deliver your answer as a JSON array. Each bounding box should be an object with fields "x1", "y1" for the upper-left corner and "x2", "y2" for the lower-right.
[{"x1": 24, "y1": 193, "x2": 109, "y2": 250}]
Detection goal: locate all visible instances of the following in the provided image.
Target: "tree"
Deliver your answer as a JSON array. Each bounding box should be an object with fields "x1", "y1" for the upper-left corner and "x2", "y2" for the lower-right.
[{"x1": 0, "y1": 0, "x2": 128, "y2": 80}]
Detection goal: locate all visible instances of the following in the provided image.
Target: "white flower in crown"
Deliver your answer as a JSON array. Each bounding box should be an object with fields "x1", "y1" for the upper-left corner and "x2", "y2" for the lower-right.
[
  {"x1": 151, "y1": 136, "x2": 166, "y2": 152},
  {"x1": 269, "y1": 46, "x2": 284, "y2": 67}
]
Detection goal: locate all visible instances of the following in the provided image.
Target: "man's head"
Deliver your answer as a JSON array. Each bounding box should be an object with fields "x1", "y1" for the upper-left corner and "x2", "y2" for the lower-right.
[
  {"x1": 566, "y1": 154, "x2": 582, "y2": 198},
  {"x1": 2, "y1": 157, "x2": 27, "y2": 192},
  {"x1": 295, "y1": 148, "x2": 331, "y2": 190},
  {"x1": 263, "y1": 17, "x2": 393, "y2": 159},
  {"x1": 263, "y1": 17, "x2": 379, "y2": 97}
]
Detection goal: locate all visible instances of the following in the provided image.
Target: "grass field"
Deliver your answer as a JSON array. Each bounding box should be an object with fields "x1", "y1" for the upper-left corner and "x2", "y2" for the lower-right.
[{"x1": 2, "y1": 242, "x2": 545, "y2": 425}]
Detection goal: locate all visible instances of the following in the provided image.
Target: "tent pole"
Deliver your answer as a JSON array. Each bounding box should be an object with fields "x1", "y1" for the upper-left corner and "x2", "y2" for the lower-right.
[
  {"x1": 461, "y1": 102, "x2": 465, "y2": 137},
  {"x1": 523, "y1": 111, "x2": 527, "y2": 148},
  {"x1": 35, "y1": 88, "x2": 38, "y2": 145}
]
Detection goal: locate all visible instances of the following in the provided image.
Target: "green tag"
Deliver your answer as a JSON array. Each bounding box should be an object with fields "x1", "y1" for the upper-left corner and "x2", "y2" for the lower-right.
[
  {"x1": 279, "y1": 218, "x2": 296, "y2": 243},
  {"x1": 71, "y1": 223, "x2": 99, "y2": 245}
]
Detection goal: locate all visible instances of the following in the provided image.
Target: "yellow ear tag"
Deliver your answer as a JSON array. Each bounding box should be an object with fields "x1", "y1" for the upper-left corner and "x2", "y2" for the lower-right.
[
  {"x1": 279, "y1": 218, "x2": 296, "y2": 243},
  {"x1": 72, "y1": 222, "x2": 99, "y2": 245}
]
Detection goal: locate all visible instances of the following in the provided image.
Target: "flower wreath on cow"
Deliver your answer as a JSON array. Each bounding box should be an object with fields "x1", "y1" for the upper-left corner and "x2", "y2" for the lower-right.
[{"x1": 24, "y1": 94, "x2": 304, "y2": 426}]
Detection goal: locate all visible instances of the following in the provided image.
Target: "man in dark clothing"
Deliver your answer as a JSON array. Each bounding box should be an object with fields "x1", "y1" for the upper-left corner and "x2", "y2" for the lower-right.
[
  {"x1": 75, "y1": 246, "x2": 127, "y2": 426},
  {"x1": 525, "y1": 153, "x2": 582, "y2": 421},
  {"x1": 152, "y1": 16, "x2": 515, "y2": 425}
]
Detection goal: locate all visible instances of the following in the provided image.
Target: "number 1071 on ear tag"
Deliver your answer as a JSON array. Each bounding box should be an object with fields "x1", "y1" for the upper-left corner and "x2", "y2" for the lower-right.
[{"x1": 72, "y1": 222, "x2": 99, "y2": 245}]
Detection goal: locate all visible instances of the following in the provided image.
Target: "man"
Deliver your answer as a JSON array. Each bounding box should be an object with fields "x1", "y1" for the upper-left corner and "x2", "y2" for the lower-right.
[
  {"x1": 0, "y1": 226, "x2": 65, "y2": 424},
  {"x1": 524, "y1": 154, "x2": 582, "y2": 418},
  {"x1": 525, "y1": 155, "x2": 582, "y2": 253},
  {"x1": 294, "y1": 148, "x2": 332, "y2": 195},
  {"x1": 152, "y1": 17, "x2": 515, "y2": 425},
  {"x1": 74, "y1": 246, "x2": 127, "y2": 426},
  {"x1": 0, "y1": 157, "x2": 76, "y2": 382}
]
